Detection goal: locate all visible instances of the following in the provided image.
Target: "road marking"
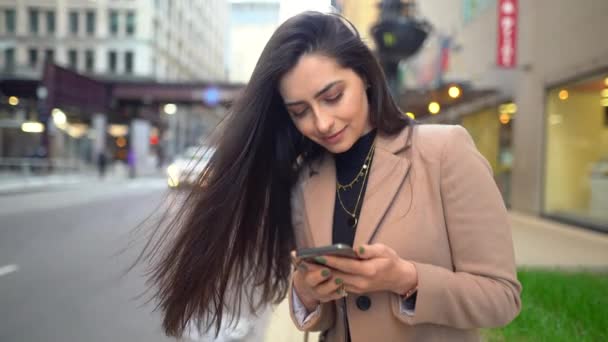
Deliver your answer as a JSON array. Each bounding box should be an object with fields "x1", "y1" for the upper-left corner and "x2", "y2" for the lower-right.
[{"x1": 0, "y1": 264, "x2": 19, "y2": 277}]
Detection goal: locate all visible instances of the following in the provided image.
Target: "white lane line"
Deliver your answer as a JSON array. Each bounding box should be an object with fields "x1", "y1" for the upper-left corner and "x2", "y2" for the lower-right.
[{"x1": 0, "y1": 264, "x2": 19, "y2": 277}]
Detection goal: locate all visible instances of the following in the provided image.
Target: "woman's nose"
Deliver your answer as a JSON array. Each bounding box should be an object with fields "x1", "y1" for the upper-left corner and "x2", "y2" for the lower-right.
[{"x1": 314, "y1": 109, "x2": 335, "y2": 135}]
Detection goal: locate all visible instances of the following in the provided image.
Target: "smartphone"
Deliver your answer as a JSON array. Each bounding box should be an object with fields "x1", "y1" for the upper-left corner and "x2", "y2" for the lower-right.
[{"x1": 296, "y1": 244, "x2": 359, "y2": 262}]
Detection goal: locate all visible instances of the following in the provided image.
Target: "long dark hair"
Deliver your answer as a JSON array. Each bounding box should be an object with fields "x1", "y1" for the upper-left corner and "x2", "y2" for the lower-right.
[{"x1": 138, "y1": 11, "x2": 412, "y2": 338}]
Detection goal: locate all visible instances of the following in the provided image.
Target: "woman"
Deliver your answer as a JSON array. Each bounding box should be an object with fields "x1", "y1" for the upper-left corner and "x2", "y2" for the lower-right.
[{"x1": 141, "y1": 11, "x2": 521, "y2": 342}]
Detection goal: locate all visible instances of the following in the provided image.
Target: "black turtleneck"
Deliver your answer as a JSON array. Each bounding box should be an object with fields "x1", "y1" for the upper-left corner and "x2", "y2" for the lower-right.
[{"x1": 332, "y1": 129, "x2": 377, "y2": 247}]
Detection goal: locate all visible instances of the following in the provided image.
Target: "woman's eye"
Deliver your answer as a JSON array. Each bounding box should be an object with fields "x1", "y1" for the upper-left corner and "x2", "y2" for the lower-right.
[
  {"x1": 292, "y1": 108, "x2": 308, "y2": 118},
  {"x1": 325, "y1": 93, "x2": 343, "y2": 104}
]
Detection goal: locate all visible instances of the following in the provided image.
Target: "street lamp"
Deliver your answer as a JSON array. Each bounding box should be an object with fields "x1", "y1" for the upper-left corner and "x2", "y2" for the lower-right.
[
  {"x1": 428, "y1": 101, "x2": 440, "y2": 114},
  {"x1": 164, "y1": 103, "x2": 177, "y2": 115},
  {"x1": 21, "y1": 122, "x2": 45, "y2": 133},
  {"x1": 52, "y1": 108, "x2": 67, "y2": 126},
  {"x1": 448, "y1": 86, "x2": 461, "y2": 99},
  {"x1": 371, "y1": 0, "x2": 432, "y2": 96}
]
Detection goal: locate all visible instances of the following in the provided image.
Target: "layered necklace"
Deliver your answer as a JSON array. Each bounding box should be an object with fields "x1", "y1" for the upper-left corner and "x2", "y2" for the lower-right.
[{"x1": 336, "y1": 142, "x2": 376, "y2": 229}]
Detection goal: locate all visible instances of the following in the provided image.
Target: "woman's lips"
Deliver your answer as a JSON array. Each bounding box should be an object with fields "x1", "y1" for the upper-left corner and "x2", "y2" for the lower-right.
[{"x1": 322, "y1": 127, "x2": 346, "y2": 144}]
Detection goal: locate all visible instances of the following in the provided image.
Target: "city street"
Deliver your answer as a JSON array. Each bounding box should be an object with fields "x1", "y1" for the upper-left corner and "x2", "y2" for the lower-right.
[{"x1": 0, "y1": 178, "x2": 187, "y2": 342}]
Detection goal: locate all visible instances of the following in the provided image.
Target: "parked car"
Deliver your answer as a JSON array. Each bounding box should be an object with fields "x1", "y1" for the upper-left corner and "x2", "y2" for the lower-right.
[{"x1": 167, "y1": 146, "x2": 215, "y2": 188}]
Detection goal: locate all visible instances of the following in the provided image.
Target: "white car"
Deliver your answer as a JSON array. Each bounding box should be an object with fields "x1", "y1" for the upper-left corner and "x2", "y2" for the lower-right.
[{"x1": 167, "y1": 146, "x2": 215, "y2": 188}]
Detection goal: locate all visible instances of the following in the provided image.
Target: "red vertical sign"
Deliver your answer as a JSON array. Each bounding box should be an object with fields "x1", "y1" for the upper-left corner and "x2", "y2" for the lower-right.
[{"x1": 497, "y1": 0, "x2": 518, "y2": 68}]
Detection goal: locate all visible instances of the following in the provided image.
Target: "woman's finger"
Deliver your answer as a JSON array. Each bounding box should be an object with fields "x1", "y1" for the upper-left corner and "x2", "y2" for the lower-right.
[
  {"x1": 355, "y1": 243, "x2": 391, "y2": 259},
  {"x1": 304, "y1": 267, "x2": 333, "y2": 288}
]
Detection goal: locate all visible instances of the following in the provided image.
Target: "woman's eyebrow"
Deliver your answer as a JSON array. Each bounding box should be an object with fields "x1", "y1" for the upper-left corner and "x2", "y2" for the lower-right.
[{"x1": 285, "y1": 80, "x2": 343, "y2": 107}]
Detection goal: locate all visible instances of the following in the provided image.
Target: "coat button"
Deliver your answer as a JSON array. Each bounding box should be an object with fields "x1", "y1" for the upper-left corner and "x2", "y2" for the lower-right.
[{"x1": 356, "y1": 295, "x2": 371, "y2": 311}]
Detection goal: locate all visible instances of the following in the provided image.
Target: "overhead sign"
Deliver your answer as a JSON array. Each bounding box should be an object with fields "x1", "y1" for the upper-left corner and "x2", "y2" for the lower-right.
[{"x1": 497, "y1": 0, "x2": 518, "y2": 68}]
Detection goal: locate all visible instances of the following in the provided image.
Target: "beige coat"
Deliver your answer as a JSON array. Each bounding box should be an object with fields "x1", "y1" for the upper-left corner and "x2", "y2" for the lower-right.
[{"x1": 288, "y1": 124, "x2": 522, "y2": 342}]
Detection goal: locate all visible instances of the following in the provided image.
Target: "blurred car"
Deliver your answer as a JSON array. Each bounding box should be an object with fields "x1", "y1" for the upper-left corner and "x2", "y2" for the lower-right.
[{"x1": 167, "y1": 146, "x2": 215, "y2": 188}]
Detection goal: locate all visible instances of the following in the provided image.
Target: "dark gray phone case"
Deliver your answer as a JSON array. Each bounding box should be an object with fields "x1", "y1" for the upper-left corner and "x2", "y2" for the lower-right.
[{"x1": 296, "y1": 243, "x2": 359, "y2": 260}]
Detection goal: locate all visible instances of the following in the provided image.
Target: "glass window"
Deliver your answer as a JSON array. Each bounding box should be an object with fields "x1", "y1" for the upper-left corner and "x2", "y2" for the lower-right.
[
  {"x1": 46, "y1": 11, "x2": 55, "y2": 35},
  {"x1": 85, "y1": 50, "x2": 95, "y2": 72},
  {"x1": 68, "y1": 49, "x2": 78, "y2": 69},
  {"x1": 4, "y1": 48, "x2": 15, "y2": 71},
  {"x1": 108, "y1": 50, "x2": 117, "y2": 73},
  {"x1": 125, "y1": 51, "x2": 134, "y2": 74},
  {"x1": 29, "y1": 8, "x2": 39, "y2": 34},
  {"x1": 5, "y1": 9, "x2": 16, "y2": 34},
  {"x1": 544, "y1": 73, "x2": 608, "y2": 230},
  {"x1": 126, "y1": 12, "x2": 136, "y2": 36},
  {"x1": 28, "y1": 48, "x2": 38, "y2": 68},
  {"x1": 44, "y1": 49, "x2": 54, "y2": 63},
  {"x1": 109, "y1": 10, "x2": 119, "y2": 35},
  {"x1": 69, "y1": 11, "x2": 78, "y2": 35},
  {"x1": 86, "y1": 11, "x2": 95, "y2": 35}
]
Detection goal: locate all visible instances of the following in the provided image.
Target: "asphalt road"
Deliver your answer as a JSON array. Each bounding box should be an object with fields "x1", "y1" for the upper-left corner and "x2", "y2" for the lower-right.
[{"x1": 0, "y1": 179, "x2": 194, "y2": 342}]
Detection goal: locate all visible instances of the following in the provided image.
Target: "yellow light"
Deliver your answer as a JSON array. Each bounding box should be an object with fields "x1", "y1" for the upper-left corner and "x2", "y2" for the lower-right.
[
  {"x1": 164, "y1": 103, "x2": 177, "y2": 115},
  {"x1": 52, "y1": 108, "x2": 67, "y2": 126},
  {"x1": 499, "y1": 103, "x2": 517, "y2": 114},
  {"x1": 428, "y1": 102, "x2": 441, "y2": 114},
  {"x1": 21, "y1": 122, "x2": 45, "y2": 133},
  {"x1": 383, "y1": 32, "x2": 396, "y2": 47},
  {"x1": 604, "y1": 77, "x2": 608, "y2": 87},
  {"x1": 601, "y1": 88, "x2": 608, "y2": 98},
  {"x1": 506, "y1": 103, "x2": 517, "y2": 113},
  {"x1": 601, "y1": 98, "x2": 608, "y2": 107},
  {"x1": 499, "y1": 113, "x2": 511, "y2": 125},
  {"x1": 168, "y1": 177, "x2": 179, "y2": 188},
  {"x1": 405, "y1": 112, "x2": 415, "y2": 119},
  {"x1": 108, "y1": 124, "x2": 129, "y2": 137},
  {"x1": 448, "y1": 86, "x2": 461, "y2": 99},
  {"x1": 558, "y1": 90, "x2": 569, "y2": 100},
  {"x1": 66, "y1": 124, "x2": 88, "y2": 138},
  {"x1": 116, "y1": 136, "x2": 127, "y2": 148},
  {"x1": 8, "y1": 96, "x2": 19, "y2": 106}
]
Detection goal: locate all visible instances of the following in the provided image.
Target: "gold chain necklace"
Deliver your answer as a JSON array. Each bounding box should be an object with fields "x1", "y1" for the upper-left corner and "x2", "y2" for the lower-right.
[
  {"x1": 336, "y1": 144, "x2": 375, "y2": 228},
  {"x1": 336, "y1": 142, "x2": 375, "y2": 191}
]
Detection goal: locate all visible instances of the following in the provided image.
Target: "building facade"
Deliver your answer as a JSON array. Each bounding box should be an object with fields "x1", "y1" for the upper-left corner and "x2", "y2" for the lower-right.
[
  {"x1": 0, "y1": 0, "x2": 228, "y2": 81},
  {"x1": 227, "y1": 0, "x2": 280, "y2": 83},
  {"x1": 341, "y1": 0, "x2": 608, "y2": 231}
]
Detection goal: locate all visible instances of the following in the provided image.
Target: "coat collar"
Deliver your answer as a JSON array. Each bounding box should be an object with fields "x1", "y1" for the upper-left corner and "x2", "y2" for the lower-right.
[{"x1": 301, "y1": 124, "x2": 414, "y2": 248}]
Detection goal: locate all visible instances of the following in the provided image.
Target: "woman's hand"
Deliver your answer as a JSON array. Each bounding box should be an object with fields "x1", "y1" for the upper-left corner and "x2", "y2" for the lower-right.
[
  {"x1": 317, "y1": 243, "x2": 418, "y2": 295},
  {"x1": 291, "y1": 251, "x2": 347, "y2": 313}
]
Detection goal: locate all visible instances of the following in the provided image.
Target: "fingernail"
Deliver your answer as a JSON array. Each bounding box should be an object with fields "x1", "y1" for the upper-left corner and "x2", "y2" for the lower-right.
[
  {"x1": 314, "y1": 256, "x2": 327, "y2": 264},
  {"x1": 335, "y1": 278, "x2": 343, "y2": 285},
  {"x1": 321, "y1": 269, "x2": 330, "y2": 278},
  {"x1": 298, "y1": 263, "x2": 308, "y2": 272},
  {"x1": 358, "y1": 246, "x2": 365, "y2": 254}
]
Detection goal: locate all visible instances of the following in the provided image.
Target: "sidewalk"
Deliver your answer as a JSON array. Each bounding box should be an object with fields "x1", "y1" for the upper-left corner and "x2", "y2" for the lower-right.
[
  {"x1": 262, "y1": 211, "x2": 608, "y2": 342},
  {"x1": 0, "y1": 165, "x2": 165, "y2": 195}
]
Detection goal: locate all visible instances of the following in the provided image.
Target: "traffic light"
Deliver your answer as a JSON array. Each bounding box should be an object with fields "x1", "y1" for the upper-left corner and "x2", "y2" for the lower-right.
[
  {"x1": 371, "y1": 15, "x2": 430, "y2": 63},
  {"x1": 371, "y1": 0, "x2": 431, "y2": 96}
]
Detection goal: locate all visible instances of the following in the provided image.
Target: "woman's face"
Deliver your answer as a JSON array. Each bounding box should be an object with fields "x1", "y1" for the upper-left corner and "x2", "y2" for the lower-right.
[{"x1": 279, "y1": 53, "x2": 373, "y2": 154}]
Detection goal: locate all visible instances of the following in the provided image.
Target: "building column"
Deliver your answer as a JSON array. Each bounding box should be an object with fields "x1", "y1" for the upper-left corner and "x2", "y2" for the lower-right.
[
  {"x1": 91, "y1": 113, "x2": 107, "y2": 161},
  {"x1": 510, "y1": 1, "x2": 544, "y2": 215}
]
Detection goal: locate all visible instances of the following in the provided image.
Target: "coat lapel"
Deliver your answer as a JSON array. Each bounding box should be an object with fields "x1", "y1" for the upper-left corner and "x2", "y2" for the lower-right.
[
  {"x1": 354, "y1": 125, "x2": 414, "y2": 246},
  {"x1": 301, "y1": 124, "x2": 415, "y2": 248},
  {"x1": 302, "y1": 155, "x2": 336, "y2": 247}
]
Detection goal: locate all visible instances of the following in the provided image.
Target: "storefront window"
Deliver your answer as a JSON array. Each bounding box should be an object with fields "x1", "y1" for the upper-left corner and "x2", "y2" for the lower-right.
[
  {"x1": 461, "y1": 104, "x2": 514, "y2": 206},
  {"x1": 544, "y1": 73, "x2": 608, "y2": 230}
]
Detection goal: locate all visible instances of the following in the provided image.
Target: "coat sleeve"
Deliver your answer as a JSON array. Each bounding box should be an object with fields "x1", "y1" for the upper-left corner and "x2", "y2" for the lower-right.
[
  {"x1": 392, "y1": 125, "x2": 522, "y2": 329},
  {"x1": 288, "y1": 180, "x2": 336, "y2": 332}
]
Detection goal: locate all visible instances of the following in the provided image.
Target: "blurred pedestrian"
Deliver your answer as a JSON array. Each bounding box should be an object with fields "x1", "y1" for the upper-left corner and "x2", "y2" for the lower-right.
[
  {"x1": 97, "y1": 151, "x2": 107, "y2": 179},
  {"x1": 139, "y1": 12, "x2": 521, "y2": 342},
  {"x1": 127, "y1": 148, "x2": 136, "y2": 179}
]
